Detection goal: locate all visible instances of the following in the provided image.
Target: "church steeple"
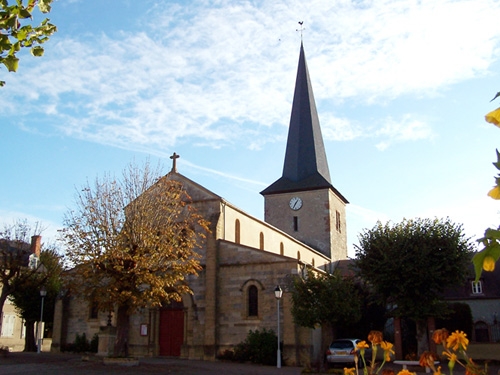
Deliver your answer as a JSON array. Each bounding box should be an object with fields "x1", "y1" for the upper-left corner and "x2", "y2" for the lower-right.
[
  {"x1": 261, "y1": 42, "x2": 345, "y2": 200},
  {"x1": 260, "y1": 42, "x2": 348, "y2": 260}
]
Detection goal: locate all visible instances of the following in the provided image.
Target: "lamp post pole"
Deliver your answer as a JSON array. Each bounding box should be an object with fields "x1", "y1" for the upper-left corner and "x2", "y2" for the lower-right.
[
  {"x1": 37, "y1": 287, "x2": 47, "y2": 354},
  {"x1": 274, "y1": 285, "x2": 283, "y2": 368}
]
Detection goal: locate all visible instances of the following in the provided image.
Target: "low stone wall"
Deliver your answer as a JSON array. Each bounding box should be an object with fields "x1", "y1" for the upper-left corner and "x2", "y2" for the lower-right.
[{"x1": 437, "y1": 343, "x2": 500, "y2": 361}]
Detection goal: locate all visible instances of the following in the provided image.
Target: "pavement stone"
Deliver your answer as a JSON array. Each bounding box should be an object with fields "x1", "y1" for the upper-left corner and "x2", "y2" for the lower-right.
[
  {"x1": 0, "y1": 352, "x2": 498, "y2": 375},
  {"x1": 0, "y1": 352, "x2": 303, "y2": 375}
]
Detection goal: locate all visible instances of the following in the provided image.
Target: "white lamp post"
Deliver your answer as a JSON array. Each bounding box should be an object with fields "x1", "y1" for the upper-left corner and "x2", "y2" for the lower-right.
[
  {"x1": 37, "y1": 286, "x2": 47, "y2": 354},
  {"x1": 274, "y1": 285, "x2": 283, "y2": 368}
]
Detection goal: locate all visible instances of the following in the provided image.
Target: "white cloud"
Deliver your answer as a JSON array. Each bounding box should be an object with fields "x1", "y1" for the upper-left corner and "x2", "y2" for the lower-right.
[
  {"x1": 2, "y1": 0, "x2": 500, "y2": 152},
  {"x1": 375, "y1": 115, "x2": 435, "y2": 150}
]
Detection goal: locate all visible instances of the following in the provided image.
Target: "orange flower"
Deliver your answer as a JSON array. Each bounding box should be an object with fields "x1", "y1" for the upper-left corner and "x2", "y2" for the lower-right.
[
  {"x1": 434, "y1": 366, "x2": 442, "y2": 375},
  {"x1": 381, "y1": 341, "x2": 395, "y2": 361},
  {"x1": 465, "y1": 359, "x2": 483, "y2": 375},
  {"x1": 368, "y1": 330, "x2": 383, "y2": 345},
  {"x1": 485, "y1": 108, "x2": 500, "y2": 127},
  {"x1": 432, "y1": 328, "x2": 449, "y2": 345},
  {"x1": 356, "y1": 340, "x2": 370, "y2": 350},
  {"x1": 419, "y1": 351, "x2": 437, "y2": 368},
  {"x1": 483, "y1": 255, "x2": 496, "y2": 272},
  {"x1": 382, "y1": 370, "x2": 395, "y2": 375},
  {"x1": 344, "y1": 367, "x2": 356, "y2": 375},
  {"x1": 446, "y1": 330, "x2": 469, "y2": 351},
  {"x1": 396, "y1": 370, "x2": 416, "y2": 375},
  {"x1": 443, "y1": 351, "x2": 457, "y2": 370}
]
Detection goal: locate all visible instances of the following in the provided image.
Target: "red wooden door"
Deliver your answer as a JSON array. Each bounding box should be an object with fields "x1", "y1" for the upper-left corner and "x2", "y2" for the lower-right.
[{"x1": 159, "y1": 308, "x2": 184, "y2": 356}]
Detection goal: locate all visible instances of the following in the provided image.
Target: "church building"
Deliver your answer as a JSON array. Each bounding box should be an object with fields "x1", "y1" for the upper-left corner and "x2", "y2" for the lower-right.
[{"x1": 51, "y1": 42, "x2": 349, "y2": 366}]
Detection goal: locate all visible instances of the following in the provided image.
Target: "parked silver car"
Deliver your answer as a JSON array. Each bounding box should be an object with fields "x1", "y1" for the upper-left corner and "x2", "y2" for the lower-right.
[{"x1": 325, "y1": 338, "x2": 371, "y2": 366}]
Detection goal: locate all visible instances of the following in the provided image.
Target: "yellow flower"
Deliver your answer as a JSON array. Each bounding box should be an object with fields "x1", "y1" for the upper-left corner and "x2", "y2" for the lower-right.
[
  {"x1": 434, "y1": 366, "x2": 442, "y2": 375},
  {"x1": 432, "y1": 329, "x2": 449, "y2": 345},
  {"x1": 488, "y1": 186, "x2": 500, "y2": 200},
  {"x1": 356, "y1": 340, "x2": 370, "y2": 350},
  {"x1": 483, "y1": 255, "x2": 496, "y2": 272},
  {"x1": 485, "y1": 107, "x2": 500, "y2": 127},
  {"x1": 397, "y1": 370, "x2": 416, "y2": 375},
  {"x1": 446, "y1": 330, "x2": 469, "y2": 351},
  {"x1": 368, "y1": 330, "x2": 383, "y2": 345},
  {"x1": 381, "y1": 341, "x2": 395, "y2": 361},
  {"x1": 443, "y1": 351, "x2": 457, "y2": 370},
  {"x1": 344, "y1": 367, "x2": 356, "y2": 375}
]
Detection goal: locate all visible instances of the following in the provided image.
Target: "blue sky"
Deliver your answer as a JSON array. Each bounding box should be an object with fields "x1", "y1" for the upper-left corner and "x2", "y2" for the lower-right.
[{"x1": 2, "y1": 0, "x2": 500, "y2": 258}]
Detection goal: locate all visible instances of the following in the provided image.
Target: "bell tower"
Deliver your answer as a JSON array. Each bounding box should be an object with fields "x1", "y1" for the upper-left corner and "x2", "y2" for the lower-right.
[{"x1": 260, "y1": 42, "x2": 348, "y2": 260}]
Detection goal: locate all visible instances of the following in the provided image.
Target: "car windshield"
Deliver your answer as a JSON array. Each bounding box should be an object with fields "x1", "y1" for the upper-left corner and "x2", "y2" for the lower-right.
[{"x1": 331, "y1": 340, "x2": 354, "y2": 349}]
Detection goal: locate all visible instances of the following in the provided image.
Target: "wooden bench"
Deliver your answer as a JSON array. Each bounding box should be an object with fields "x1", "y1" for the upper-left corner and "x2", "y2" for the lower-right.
[{"x1": 394, "y1": 360, "x2": 439, "y2": 373}]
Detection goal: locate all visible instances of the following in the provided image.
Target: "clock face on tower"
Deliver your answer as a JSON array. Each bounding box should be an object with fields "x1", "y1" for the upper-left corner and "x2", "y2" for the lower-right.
[{"x1": 289, "y1": 197, "x2": 303, "y2": 210}]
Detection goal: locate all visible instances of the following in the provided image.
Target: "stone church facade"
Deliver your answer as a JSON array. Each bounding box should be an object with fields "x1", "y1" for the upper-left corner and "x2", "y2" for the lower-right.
[{"x1": 51, "y1": 42, "x2": 349, "y2": 366}]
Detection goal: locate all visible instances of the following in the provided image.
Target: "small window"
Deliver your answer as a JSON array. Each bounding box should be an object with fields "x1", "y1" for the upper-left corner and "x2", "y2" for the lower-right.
[
  {"x1": 259, "y1": 232, "x2": 264, "y2": 250},
  {"x1": 293, "y1": 216, "x2": 298, "y2": 231},
  {"x1": 248, "y1": 285, "x2": 258, "y2": 317},
  {"x1": 336, "y1": 211, "x2": 341, "y2": 233},
  {"x1": 280, "y1": 242, "x2": 284, "y2": 256},
  {"x1": 89, "y1": 300, "x2": 99, "y2": 320},
  {"x1": 235, "y1": 219, "x2": 241, "y2": 244},
  {"x1": 472, "y1": 281, "x2": 483, "y2": 294}
]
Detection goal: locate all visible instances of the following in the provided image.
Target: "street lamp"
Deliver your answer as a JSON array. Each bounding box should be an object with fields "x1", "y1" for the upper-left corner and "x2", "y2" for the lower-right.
[
  {"x1": 37, "y1": 286, "x2": 47, "y2": 354},
  {"x1": 274, "y1": 285, "x2": 283, "y2": 368}
]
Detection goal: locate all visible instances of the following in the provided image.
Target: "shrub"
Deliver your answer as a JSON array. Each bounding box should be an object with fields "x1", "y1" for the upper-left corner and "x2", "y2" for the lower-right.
[
  {"x1": 90, "y1": 333, "x2": 99, "y2": 353},
  {"x1": 233, "y1": 329, "x2": 278, "y2": 366},
  {"x1": 74, "y1": 333, "x2": 90, "y2": 353}
]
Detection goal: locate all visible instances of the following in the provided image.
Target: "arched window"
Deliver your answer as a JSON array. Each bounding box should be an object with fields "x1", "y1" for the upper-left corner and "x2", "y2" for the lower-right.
[
  {"x1": 297, "y1": 251, "x2": 301, "y2": 261},
  {"x1": 235, "y1": 219, "x2": 240, "y2": 244},
  {"x1": 280, "y1": 242, "x2": 284, "y2": 256},
  {"x1": 312, "y1": 258, "x2": 315, "y2": 267},
  {"x1": 259, "y1": 232, "x2": 264, "y2": 250},
  {"x1": 248, "y1": 285, "x2": 258, "y2": 317}
]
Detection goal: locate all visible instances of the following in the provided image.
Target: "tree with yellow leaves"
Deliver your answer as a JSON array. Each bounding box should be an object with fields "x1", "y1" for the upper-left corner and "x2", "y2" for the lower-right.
[{"x1": 60, "y1": 161, "x2": 209, "y2": 357}]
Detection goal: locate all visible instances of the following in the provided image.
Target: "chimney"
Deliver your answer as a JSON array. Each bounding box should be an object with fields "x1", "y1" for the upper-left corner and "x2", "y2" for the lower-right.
[{"x1": 31, "y1": 235, "x2": 41, "y2": 257}]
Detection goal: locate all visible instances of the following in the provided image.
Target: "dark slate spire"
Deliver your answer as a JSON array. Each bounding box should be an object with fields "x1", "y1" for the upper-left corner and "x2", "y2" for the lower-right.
[{"x1": 261, "y1": 43, "x2": 346, "y2": 201}]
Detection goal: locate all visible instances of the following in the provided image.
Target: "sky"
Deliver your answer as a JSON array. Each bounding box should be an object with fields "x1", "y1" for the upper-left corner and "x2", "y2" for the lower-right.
[{"x1": 2, "y1": 0, "x2": 500, "y2": 258}]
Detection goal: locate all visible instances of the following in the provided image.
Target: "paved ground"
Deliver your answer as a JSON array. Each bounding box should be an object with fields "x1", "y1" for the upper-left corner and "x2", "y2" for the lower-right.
[
  {"x1": 0, "y1": 352, "x2": 498, "y2": 375},
  {"x1": 0, "y1": 352, "x2": 303, "y2": 375}
]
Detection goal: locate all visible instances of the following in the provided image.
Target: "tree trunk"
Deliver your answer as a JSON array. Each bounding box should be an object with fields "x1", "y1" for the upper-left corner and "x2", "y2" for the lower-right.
[
  {"x1": 23, "y1": 320, "x2": 37, "y2": 352},
  {"x1": 415, "y1": 319, "x2": 429, "y2": 355},
  {"x1": 113, "y1": 304, "x2": 130, "y2": 357}
]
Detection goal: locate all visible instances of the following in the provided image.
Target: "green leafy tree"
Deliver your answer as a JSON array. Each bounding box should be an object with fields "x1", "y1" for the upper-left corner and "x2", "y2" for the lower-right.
[
  {"x1": 0, "y1": 0, "x2": 57, "y2": 86},
  {"x1": 291, "y1": 270, "x2": 362, "y2": 337},
  {"x1": 60, "y1": 161, "x2": 209, "y2": 357},
  {"x1": 291, "y1": 270, "x2": 362, "y2": 368},
  {"x1": 9, "y1": 248, "x2": 63, "y2": 351},
  {"x1": 354, "y1": 217, "x2": 473, "y2": 355}
]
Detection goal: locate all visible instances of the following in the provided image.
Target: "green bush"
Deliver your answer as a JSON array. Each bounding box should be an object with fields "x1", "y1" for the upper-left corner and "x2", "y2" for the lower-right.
[
  {"x1": 90, "y1": 333, "x2": 99, "y2": 353},
  {"x1": 74, "y1": 333, "x2": 90, "y2": 352},
  {"x1": 72, "y1": 332, "x2": 99, "y2": 353},
  {"x1": 233, "y1": 329, "x2": 278, "y2": 366}
]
